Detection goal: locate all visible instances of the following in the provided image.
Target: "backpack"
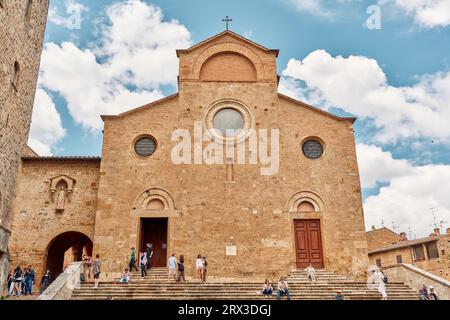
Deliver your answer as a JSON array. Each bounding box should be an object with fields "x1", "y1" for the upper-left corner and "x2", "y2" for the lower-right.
[{"x1": 383, "y1": 275, "x2": 388, "y2": 283}]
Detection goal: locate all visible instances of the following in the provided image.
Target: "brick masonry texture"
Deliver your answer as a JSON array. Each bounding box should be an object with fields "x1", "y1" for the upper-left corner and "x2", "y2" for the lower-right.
[
  {"x1": 9, "y1": 31, "x2": 370, "y2": 284},
  {"x1": 0, "y1": 0, "x2": 48, "y2": 295}
]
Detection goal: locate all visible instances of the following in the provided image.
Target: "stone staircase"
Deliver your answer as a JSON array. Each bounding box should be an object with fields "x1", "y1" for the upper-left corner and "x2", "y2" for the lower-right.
[{"x1": 71, "y1": 268, "x2": 418, "y2": 300}]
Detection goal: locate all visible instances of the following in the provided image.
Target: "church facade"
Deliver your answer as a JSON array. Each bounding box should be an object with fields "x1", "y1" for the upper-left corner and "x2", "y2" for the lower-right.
[{"x1": 9, "y1": 31, "x2": 370, "y2": 282}]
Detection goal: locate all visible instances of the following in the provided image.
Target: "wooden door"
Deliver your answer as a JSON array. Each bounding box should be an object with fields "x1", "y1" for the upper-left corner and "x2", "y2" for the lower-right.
[
  {"x1": 294, "y1": 220, "x2": 324, "y2": 268},
  {"x1": 140, "y1": 218, "x2": 168, "y2": 267}
]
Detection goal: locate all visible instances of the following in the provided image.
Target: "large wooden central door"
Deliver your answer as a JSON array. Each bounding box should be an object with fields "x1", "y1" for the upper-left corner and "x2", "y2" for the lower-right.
[
  {"x1": 140, "y1": 218, "x2": 168, "y2": 267},
  {"x1": 294, "y1": 219, "x2": 324, "y2": 268}
]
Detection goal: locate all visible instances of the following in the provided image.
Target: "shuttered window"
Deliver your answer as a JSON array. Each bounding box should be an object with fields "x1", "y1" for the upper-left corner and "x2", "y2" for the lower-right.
[{"x1": 134, "y1": 137, "x2": 156, "y2": 157}]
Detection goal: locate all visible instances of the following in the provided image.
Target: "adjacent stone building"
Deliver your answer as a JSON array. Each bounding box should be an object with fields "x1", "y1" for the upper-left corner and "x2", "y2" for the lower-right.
[
  {"x1": 9, "y1": 31, "x2": 370, "y2": 283},
  {"x1": 0, "y1": 0, "x2": 49, "y2": 294},
  {"x1": 368, "y1": 227, "x2": 450, "y2": 280}
]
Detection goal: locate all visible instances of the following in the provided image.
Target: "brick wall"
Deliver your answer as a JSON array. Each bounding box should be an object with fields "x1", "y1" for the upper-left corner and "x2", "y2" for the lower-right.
[{"x1": 0, "y1": 0, "x2": 48, "y2": 295}]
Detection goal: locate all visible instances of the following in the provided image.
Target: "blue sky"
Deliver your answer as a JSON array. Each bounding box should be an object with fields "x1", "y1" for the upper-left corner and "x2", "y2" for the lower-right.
[{"x1": 31, "y1": 0, "x2": 450, "y2": 236}]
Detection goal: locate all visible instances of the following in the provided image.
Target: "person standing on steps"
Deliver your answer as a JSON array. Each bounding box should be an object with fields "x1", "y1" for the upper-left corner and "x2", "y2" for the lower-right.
[
  {"x1": 40, "y1": 270, "x2": 51, "y2": 294},
  {"x1": 140, "y1": 252, "x2": 148, "y2": 278},
  {"x1": 177, "y1": 255, "x2": 185, "y2": 283},
  {"x1": 168, "y1": 253, "x2": 177, "y2": 282},
  {"x1": 202, "y1": 256, "x2": 208, "y2": 283},
  {"x1": 147, "y1": 243, "x2": 154, "y2": 270},
  {"x1": 374, "y1": 269, "x2": 387, "y2": 300},
  {"x1": 305, "y1": 263, "x2": 316, "y2": 282},
  {"x1": 93, "y1": 254, "x2": 101, "y2": 289},
  {"x1": 24, "y1": 265, "x2": 35, "y2": 295},
  {"x1": 196, "y1": 254, "x2": 204, "y2": 282},
  {"x1": 129, "y1": 247, "x2": 139, "y2": 272}
]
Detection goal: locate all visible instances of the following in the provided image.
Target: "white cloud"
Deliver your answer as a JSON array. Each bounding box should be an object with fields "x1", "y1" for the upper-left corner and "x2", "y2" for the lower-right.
[
  {"x1": 28, "y1": 89, "x2": 66, "y2": 156},
  {"x1": 39, "y1": 0, "x2": 192, "y2": 130},
  {"x1": 388, "y1": 0, "x2": 450, "y2": 28},
  {"x1": 48, "y1": 0, "x2": 88, "y2": 30},
  {"x1": 287, "y1": 0, "x2": 333, "y2": 16},
  {"x1": 281, "y1": 50, "x2": 450, "y2": 143},
  {"x1": 356, "y1": 144, "x2": 412, "y2": 188},
  {"x1": 357, "y1": 144, "x2": 450, "y2": 238}
]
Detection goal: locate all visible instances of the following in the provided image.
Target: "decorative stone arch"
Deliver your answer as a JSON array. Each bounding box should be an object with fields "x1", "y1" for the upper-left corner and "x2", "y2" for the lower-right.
[
  {"x1": 133, "y1": 188, "x2": 176, "y2": 211},
  {"x1": 45, "y1": 230, "x2": 93, "y2": 280},
  {"x1": 192, "y1": 42, "x2": 265, "y2": 81},
  {"x1": 287, "y1": 191, "x2": 326, "y2": 213},
  {"x1": 49, "y1": 175, "x2": 76, "y2": 193}
]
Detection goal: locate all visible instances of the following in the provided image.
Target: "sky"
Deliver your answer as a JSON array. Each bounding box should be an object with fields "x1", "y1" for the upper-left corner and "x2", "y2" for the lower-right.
[{"x1": 30, "y1": 0, "x2": 450, "y2": 238}]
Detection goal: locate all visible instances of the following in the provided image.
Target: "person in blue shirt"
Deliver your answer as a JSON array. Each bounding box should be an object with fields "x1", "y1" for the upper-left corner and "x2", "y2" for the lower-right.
[{"x1": 24, "y1": 265, "x2": 35, "y2": 295}]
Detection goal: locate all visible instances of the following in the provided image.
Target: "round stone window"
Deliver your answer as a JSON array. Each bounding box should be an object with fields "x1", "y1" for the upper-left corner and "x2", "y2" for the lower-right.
[
  {"x1": 134, "y1": 136, "x2": 157, "y2": 157},
  {"x1": 302, "y1": 139, "x2": 324, "y2": 160},
  {"x1": 213, "y1": 108, "x2": 244, "y2": 136}
]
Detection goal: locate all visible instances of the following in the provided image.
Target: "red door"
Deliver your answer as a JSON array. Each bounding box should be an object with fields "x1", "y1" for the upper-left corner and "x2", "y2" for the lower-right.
[
  {"x1": 294, "y1": 220, "x2": 324, "y2": 268},
  {"x1": 140, "y1": 218, "x2": 168, "y2": 267}
]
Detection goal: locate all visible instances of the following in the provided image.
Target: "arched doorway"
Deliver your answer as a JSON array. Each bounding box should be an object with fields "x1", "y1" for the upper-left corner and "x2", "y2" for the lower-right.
[{"x1": 46, "y1": 231, "x2": 93, "y2": 279}]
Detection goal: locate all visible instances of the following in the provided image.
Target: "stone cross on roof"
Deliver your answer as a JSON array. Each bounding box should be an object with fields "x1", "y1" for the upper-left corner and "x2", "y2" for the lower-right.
[{"x1": 222, "y1": 16, "x2": 232, "y2": 30}]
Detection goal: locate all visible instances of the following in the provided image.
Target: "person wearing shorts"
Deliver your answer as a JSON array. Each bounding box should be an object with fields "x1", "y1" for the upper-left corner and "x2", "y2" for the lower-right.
[
  {"x1": 168, "y1": 253, "x2": 177, "y2": 281},
  {"x1": 195, "y1": 254, "x2": 204, "y2": 282}
]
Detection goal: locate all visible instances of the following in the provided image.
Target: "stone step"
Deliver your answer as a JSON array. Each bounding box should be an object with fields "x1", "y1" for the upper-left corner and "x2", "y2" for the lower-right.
[{"x1": 72, "y1": 269, "x2": 417, "y2": 300}]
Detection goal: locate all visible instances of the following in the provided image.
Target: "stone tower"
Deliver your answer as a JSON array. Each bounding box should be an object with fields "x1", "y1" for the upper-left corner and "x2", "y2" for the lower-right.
[{"x1": 0, "y1": 0, "x2": 49, "y2": 294}]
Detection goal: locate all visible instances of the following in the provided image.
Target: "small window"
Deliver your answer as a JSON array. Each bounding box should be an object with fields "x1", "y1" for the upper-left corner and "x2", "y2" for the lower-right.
[
  {"x1": 302, "y1": 139, "x2": 324, "y2": 159},
  {"x1": 134, "y1": 136, "x2": 157, "y2": 157},
  {"x1": 0, "y1": 0, "x2": 4, "y2": 9},
  {"x1": 426, "y1": 242, "x2": 439, "y2": 259},
  {"x1": 396, "y1": 255, "x2": 403, "y2": 264},
  {"x1": 412, "y1": 244, "x2": 425, "y2": 261},
  {"x1": 376, "y1": 259, "x2": 382, "y2": 268},
  {"x1": 12, "y1": 61, "x2": 20, "y2": 89}
]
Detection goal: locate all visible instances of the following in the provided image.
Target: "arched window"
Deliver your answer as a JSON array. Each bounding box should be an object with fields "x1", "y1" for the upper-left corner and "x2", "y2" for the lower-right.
[
  {"x1": 24, "y1": 0, "x2": 32, "y2": 19},
  {"x1": 12, "y1": 61, "x2": 20, "y2": 89}
]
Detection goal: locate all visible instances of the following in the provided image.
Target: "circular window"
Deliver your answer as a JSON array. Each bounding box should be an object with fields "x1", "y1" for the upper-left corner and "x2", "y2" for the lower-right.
[
  {"x1": 302, "y1": 139, "x2": 324, "y2": 159},
  {"x1": 134, "y1": 137, "x2": 157, "y2": 157},
  {"x1": 213, "y1": 108, "x2": 244, "y2": 136}
]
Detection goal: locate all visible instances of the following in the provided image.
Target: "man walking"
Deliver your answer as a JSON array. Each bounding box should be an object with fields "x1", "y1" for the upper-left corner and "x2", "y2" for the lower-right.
[{"x1": 129, "y1": 247, "x2": 139, "y2": 272}]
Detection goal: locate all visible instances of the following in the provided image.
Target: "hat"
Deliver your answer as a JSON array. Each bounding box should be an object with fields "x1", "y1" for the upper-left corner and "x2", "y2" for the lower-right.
[{"x1": 429, "y1": 286, "x2": 434, "y2": 289}]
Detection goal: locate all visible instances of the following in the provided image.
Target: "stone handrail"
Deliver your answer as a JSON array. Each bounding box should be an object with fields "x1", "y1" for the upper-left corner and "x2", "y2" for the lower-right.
[
  {"x1": 382, "y1": 263, "x2": 450, "y2": 300},
  {"x1": 38, "y1": 262, "x2": 83, "y2": 300}
]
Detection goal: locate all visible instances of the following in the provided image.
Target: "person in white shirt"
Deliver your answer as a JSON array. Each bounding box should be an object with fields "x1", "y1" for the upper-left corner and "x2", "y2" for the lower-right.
[
  {"x1": 374, "y1": 269, "x2": 388, "y2": 300},
  {"x1": 305, "y1": 264, "x2": 316, "y2": 282},
  {"x1": 168, "y1": 253, "x2": 178, "y2": 281},
  {"x1": 196, "y1": 254, "x2": 204, "y2": 282},
  {"x1": 120, "y1": 269, "x2": 130, "y2": 283},
  {"x1": 139, "y1": 252, "x2": 148, "y2": 278}
]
